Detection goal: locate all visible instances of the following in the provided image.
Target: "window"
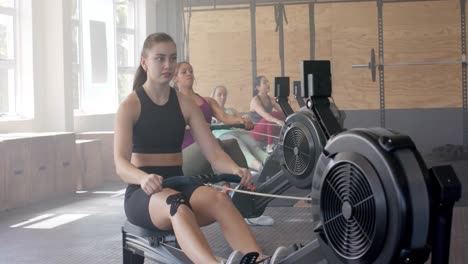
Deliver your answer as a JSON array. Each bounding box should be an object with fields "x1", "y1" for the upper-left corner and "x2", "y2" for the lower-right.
[
  {"x1": 0, "y1": 0, "x2": 16, "y2": 115},
  {"x1": 115, "y1": 0, "x2": 137, "y2": 103},
  {"x1": 71, "y1": 0, "x2": 137, "y2": 113},
  {"x1": 71, "y1": 0, "x2": 81, "y2": 110}
]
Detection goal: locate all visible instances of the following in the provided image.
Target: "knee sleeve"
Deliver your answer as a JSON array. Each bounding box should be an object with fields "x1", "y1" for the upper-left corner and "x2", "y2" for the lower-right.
[{"x1": 166, "y1": 193, "x2": 192, "y2": 216}]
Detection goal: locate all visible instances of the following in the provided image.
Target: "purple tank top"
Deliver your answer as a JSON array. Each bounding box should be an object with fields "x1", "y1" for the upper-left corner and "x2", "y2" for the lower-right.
[{"x1": 182, "y1": 96, "x2": 212, "y2": 149}]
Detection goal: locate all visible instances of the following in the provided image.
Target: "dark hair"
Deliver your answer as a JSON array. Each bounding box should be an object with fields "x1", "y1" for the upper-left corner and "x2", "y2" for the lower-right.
[
  {"x1": 255, "y1": 76, "x2": 265, "y2": 87},
  {"x1": 133, "y1": 33, "x2": 176, "y2": 90},
  {"x1": 253, "y1": 75, "x2": 265, "y2": 96}
]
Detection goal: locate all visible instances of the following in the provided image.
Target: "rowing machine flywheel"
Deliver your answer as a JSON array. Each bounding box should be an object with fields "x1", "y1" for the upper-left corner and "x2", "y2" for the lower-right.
[
  {"x1": 311, "y1": 128, "x2": 432, "y2": 264},
  {"x1": 279, "y1": 111, "x2": 327, "y2": 189}
]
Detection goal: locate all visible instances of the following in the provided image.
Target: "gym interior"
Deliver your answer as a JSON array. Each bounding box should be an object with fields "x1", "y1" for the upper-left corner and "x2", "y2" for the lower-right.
[{"x1": 0, "y1": 0, "x2": 467, "y2": 263}]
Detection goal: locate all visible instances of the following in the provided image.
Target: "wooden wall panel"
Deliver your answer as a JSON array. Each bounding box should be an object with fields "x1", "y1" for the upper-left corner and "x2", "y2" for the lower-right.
[
  {"x1": 383, "y1": 1, "x2": 461, "y2": 108},
  {"x1": 315, "y1": 5, "x2": 333, "y2": 60},
  {"x1": 385, "y1": 65, "x2": 462, "y2": 108},
  {"x1": 189, "y1": 0, "x2": 462, "y2": 110},
  {"x1": 328, "y1": 2, "x2": 379, "y2": 109},
  {"x1": 189, "y1": 10, "x2": 252, "y2": 112},
  {"x1": 284, "y1": 4, "x2": 311, "y2": 110},
  {"x1": 256, "y1": 6, "x2": 281, "y2": 104}
]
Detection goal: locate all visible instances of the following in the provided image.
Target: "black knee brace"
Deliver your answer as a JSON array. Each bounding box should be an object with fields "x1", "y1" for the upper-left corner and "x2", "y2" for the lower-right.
[{"x1": 166, "y1": 193, "x2": 192, "y2": 216}]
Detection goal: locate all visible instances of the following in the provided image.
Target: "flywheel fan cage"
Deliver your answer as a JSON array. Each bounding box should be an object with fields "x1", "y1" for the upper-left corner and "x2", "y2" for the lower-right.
[
  {"x1": 320, "y1": 161, "x2": 377, "y2": 259},
  {"x1": 282, "y1": 126, "x2": 313, "y2": 176}
]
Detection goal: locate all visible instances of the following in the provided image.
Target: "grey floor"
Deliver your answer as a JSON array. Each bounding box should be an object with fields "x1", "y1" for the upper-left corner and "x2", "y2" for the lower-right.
[
  {"x1": 0, "y1": 156, "x2": 467, "y2": 264},
  {"x1": 0, "y1": 182, "x2": 314, "y2": 264}
]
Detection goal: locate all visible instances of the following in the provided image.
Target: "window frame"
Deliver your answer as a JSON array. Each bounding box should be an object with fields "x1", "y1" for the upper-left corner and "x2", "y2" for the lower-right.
[
  {"x1": 114, "y1": 0, "x2": 137, "y2": 103},
  {"x1": 0, "y1": 3, "x2": 18, "y2": 116},
  {"x1": 72, "y1": 0, "x2": 137, "y2": 114}
]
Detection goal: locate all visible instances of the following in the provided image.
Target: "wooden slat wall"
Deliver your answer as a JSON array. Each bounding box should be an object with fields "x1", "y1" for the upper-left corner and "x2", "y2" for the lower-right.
[
  {"x1": 188, "y1": 9, "x2": 252, "y2": 110},
  {"x1": 319, "y1": 2, "x2": 380, "y2": 109},
  {"x1": 189, "y1": 0, "x2": 463, "y2": 111},
  {"x1": 383, "y1": 1, "x2": 461, "y2": 109},
  {"x1": 284, "y1": 5, "x2": 311, "y2": 111},
  {"x1": 256, "y1": 6, "x2": 281, "y2": 97}
]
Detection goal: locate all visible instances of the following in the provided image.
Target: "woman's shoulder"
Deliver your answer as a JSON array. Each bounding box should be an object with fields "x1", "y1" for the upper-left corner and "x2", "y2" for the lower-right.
[
  {"x1": 121, "y1": 91, "x2": 139, "y2": 108},
  {"x1": 203, "y1": 96, "x2": 217, "y2": 105},
  {"x1": 116, "y1": 91, "x2": 140, "y2": 121},
  {"x1": 174, "y1": 89, "x2": 191, "y2": 103},
  {"x1": 174, "y1": 90, "x2": 198, "y2": 111},
  {"x1": 250, "y1": 95, "x2": 260, "y2": 103}
]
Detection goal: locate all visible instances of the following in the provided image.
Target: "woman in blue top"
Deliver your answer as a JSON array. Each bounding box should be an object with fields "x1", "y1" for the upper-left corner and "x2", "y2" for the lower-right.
[{"x1": 211, "y1": 85, "x2": 268, "y2": 172}]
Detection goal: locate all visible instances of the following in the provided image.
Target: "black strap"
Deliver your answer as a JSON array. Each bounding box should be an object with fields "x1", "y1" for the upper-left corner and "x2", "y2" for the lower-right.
[{"x1": 166, "y1": 193, "x2": 192, "y2": 216}]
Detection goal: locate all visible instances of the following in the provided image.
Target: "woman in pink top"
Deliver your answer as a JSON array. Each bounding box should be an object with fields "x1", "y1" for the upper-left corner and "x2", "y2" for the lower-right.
[{"x1": 249, "y1": 76, "x2": 285, "y2": 153}]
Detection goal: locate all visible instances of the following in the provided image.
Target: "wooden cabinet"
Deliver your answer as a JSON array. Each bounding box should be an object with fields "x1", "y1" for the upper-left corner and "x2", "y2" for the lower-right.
[
  {"x1": 0, "y1": 140, "x2": 5, "y2": 211},
  {"x1": 49, "y1": 132, "x2": 78, "y2": 195},
  {"x1": 28, "y1": 134, "x2": 55, "y2": 203},
  {"x1": 0, "y1": 136, "x2": 32, "y2": 210},
  {"x1": 77, "y1": 132, "x2": 117, "y2": 182},
  {"x1": 75, "y1": 139, "x2": 103, "y2": 190}
]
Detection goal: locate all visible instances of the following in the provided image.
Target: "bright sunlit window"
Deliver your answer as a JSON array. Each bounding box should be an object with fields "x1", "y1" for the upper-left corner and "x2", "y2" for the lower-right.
[
  {"x1": 72, "y1": 0, "x2": 137, "y2": 114},
  {"x1": 0, "y1": 0, "x2": 17, "y2": 116},
  {"x1": 0, "y1": 0, "x2": 33, "y2": 119}
]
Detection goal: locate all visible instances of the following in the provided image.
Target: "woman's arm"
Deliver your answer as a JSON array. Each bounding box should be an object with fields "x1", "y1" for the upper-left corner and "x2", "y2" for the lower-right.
[
  {"x1": 250, "y1": 96, "x2": 284, "y2": 125},
  {"x1": 180, "y1": 95, "x2": 252, "y2": 186},
  {"x1": 206, "y1": 97, "x2": 253, "y2": 129},
  {"x1": 271, "y1": 96, "x2": 284, "y2": 113},
  {"x1": 230, "y1": 108, "x2": 241, "y2": 118},
  {"x1": 113, "y1": 95, "x2": 163, "y2": 193}
]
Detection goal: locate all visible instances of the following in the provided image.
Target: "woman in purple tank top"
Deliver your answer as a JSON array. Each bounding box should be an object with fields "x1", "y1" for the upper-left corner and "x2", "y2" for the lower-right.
[
  {"x1": 174, "y1": 62, "x2": 253, "y2": 149},
  {"x1": 249, "y1": 76, "x2": 285, "y2": 153},
  {"x1": 175, "y1": 63, "x2": 276, "y2": 227}
]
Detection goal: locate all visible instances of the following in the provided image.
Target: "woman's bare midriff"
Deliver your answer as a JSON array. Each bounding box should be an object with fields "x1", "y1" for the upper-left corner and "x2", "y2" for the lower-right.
[{"x1": 131, "y1": 152, "x2": 183, "y2": 167}]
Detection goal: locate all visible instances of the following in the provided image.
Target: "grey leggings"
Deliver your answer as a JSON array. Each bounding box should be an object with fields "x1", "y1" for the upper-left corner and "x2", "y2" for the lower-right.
[
  {"x1": 218, "y1": 131, "x2": 268, "y2": 169},
  {"x1": 182, "y1": 138, "x2": 248, "y2": 176}
]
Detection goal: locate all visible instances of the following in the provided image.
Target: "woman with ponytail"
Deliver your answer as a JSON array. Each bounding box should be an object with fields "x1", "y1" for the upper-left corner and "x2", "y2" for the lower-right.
[{"x1": 113, "y1": 33, "x2": 280, "y2": 264}]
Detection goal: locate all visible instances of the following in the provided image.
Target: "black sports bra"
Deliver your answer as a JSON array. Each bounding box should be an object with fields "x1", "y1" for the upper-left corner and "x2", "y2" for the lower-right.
[{"x1": 132, "y1": 87, "x2": 185, "y2": 154}]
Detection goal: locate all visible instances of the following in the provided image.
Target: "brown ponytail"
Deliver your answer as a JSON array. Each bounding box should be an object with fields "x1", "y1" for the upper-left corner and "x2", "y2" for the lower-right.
[
  {"x1": 253, "y1": 75, "x2": 265, "y2": 96},
  {"x1": 133, "y1": 32, "x2": 176, "y2": 90},
  {"x1": 133, "y1": 65, "x2": 147, "y2": 90}
]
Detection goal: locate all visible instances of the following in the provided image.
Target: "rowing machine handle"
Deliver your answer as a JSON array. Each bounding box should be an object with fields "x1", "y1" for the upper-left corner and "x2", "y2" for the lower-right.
[
  {"x1": 162, "y1": 174, "x2": 242, "y2": 189},
  {"x1": 210, "y1": 123, "x2": 246, "y2": 131}
]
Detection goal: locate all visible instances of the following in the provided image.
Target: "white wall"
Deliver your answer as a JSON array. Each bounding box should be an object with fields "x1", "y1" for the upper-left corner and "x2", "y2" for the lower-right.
[
  {"x1": 32, "y1": 0, "x2": 74, "y2": 132},
  {"x1": 154, "y1": 0, "x2": 186, "y2": 60}
]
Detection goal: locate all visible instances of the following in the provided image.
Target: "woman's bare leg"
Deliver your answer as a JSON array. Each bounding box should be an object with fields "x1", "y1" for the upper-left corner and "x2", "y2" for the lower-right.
[
  {"x1": 148, "y1": 189, "x2": 219, "y2": 264},
  {"x1": 190, "y1": 186, "x2": 263, "y2": 255}
]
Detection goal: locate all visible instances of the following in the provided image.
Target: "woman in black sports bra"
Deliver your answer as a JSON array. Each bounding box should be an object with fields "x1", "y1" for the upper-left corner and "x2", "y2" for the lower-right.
[{"x1": 114, "y1": 33, "x2": 267, "y2": 264}]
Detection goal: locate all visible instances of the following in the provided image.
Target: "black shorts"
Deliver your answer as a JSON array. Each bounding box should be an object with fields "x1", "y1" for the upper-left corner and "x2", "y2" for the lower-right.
[{"x1": 124, "y1": 166, "x2": 203, "y2": 231}]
